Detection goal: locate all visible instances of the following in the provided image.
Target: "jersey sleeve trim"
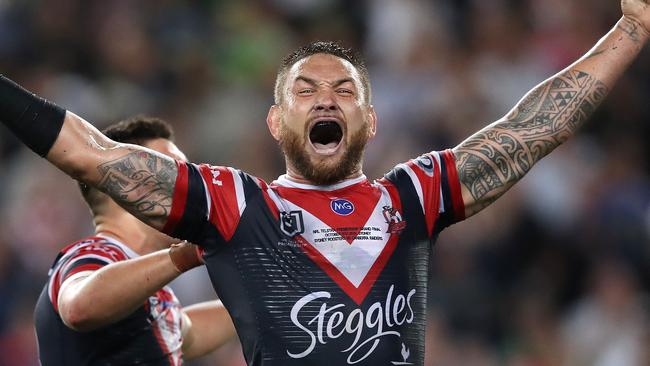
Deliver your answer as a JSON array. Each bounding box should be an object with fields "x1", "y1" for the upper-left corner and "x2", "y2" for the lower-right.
[
  {"x1": 401, "y1": 153, "x2": 442, "y2": 237},
  {"x1": 200, "y1": 170, "x2": 212, "y2": 220},
  {"x1": 440, "y1": 149, "x2": 465, "y2": 222},
  {"x1": 163, "y1": 160, "x2": 189, "y2": 235},
  {"x1": 229, "y1": 167, "x2": 247, "y2": 217},
  {"x1": 61, "y1": 258, "x2": 107, "y2": 282},
  {"x1": 198, "y1": 165, "x2": 247, "y2": 242},
  {"x1": 48, "y1": 241, "x2": 129, "y2": 313}
]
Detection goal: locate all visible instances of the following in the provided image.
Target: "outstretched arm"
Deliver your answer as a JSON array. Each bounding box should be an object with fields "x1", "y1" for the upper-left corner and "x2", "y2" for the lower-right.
[
  {"x1": 0, "y1": 79, "x2": 177, "y2": 230},
  {"x1": 454, "y1": 6, "x2": 650, "y2": 218},
  {"x1": 51, "y1": 112, "x2": 178, "y2": 230}
]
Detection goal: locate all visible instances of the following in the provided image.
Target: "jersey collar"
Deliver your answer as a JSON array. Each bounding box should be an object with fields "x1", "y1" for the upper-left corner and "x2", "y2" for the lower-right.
[
  {"x1": 96, "y1": 233, "x2": 140, "y2": 258},
  {"x1": 273, "y1": 174, "x2": 368, "y2": 191}
]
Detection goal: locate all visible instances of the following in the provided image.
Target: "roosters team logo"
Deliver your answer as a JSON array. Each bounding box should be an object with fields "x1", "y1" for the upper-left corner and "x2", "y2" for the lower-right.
[
  {"x1": 382, "y1": 206, "x2": 406, "y2": 234},
  {"x1": 391, "y1": 343, "x2": 413, "y2": 365}
]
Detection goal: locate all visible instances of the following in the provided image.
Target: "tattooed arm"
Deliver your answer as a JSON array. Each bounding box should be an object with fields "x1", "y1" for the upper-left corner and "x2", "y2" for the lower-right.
[
  {"x1": 453, "y1": 11, "x2": 649, "y2": 218},
  {"x1": 47, "y1": 112, "x2": 176, "y2": 230}
]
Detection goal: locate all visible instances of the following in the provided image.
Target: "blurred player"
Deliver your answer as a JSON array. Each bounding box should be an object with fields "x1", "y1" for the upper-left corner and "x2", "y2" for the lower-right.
[
  {"x1": 2, "y1": 1, "x2": 650, "y2": 365},
  {"x1": 33, "y1": 116, "x2": 236, "y2": 365}
]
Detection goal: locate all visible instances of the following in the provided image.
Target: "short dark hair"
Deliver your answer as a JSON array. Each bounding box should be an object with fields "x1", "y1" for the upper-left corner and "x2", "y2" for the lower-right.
[
  {"x1": 274, "y1": 41, "x2": 371, "y2": 105},
  {"x1": 79, "y1": 116, "x2": 175, "y2": 204},
  {"x1": 102, "y1": 115, "x2": 174, "y2": 145}
]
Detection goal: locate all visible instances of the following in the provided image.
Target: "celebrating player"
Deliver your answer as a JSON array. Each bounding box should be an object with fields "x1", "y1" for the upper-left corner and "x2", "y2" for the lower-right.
[
  {"x1": 2, "y1": 2, "x2": 649, "y2": 365},
  {"x1": 33, "y1": 116, "x2": 236, "y2": 365}
]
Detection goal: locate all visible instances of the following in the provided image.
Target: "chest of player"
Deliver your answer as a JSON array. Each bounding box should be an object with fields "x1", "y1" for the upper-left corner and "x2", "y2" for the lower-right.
[
  {"x1": 260, "y1": 183, "x2": 417, "y2": 298},
  {"x1": 205, "y1": 182, "x2": 430, "y2": 365}
]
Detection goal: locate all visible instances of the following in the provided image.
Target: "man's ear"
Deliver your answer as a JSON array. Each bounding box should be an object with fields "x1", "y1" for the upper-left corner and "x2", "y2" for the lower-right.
[
  {"x1": 367, "y1": 105, "x2": 377, "y2": 138},
  {"x1": 267, "y1": 105, "x2": 281, "y2": 141}
]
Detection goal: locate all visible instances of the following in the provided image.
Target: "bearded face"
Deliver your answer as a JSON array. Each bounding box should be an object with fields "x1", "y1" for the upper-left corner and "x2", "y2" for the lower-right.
[
  {"x1": 279, "y1": 118, "x2": 370, "y2": 185},
  {"x1": 268, "y1": 53, "x2": 377, "y2": 185}
]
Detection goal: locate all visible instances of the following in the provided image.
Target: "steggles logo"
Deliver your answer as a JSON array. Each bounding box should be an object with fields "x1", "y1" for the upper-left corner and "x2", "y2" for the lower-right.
[{"x1": 287, "y1": 285, "x2": 416, "y2": 365}]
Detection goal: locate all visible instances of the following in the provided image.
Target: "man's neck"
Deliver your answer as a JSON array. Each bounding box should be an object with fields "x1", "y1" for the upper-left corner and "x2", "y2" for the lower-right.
[
  {"x1": 94, "y1": 214, "x2": 158, "y2": 256},
  {"x1": 284, "y1": 168, "x2": 364, "y2": 186}
]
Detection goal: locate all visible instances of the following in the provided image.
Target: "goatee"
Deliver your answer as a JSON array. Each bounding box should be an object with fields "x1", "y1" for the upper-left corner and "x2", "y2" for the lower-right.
[{"x1": 279, "y1": 123, "x2": 369, "y2": 186}]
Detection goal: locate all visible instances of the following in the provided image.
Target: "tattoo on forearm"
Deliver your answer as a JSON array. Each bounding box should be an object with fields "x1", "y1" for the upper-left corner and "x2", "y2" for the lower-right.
[
  {"x1": 455, "y1": 69, "x2": 608, "y2": 213},
  {"x1": 619, "y1": 16, "x2": 645, "y2": 43},
  {"x1": 586, "y1": 17, "x2": 646, "y2": 59},
  {"x1": 96, "y1": 150, "x2": 177, "y2": 228}
]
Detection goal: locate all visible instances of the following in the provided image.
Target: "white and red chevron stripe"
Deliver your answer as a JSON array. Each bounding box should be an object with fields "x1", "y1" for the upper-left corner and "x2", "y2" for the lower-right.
[{"x1": 267, "y1": 177, "x2": 405, "y2": 305}]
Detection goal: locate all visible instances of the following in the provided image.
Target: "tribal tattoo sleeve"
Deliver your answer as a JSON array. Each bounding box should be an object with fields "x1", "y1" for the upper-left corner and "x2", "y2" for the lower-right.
[
  {"x1": 454, "y1": 69, "x2": 609, "y2": 216},
  {"x1": 96, "y1": 149, "x2": 178, "y2": 229}
]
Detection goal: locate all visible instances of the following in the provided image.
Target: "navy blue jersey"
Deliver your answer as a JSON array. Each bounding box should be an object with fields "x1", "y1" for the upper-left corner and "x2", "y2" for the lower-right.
[
  {"x1": 163, "y1": 150, "x2": 465, "y2": 365},
  {"x1": 34, "y1": 236, "x2": 184, "y2": 366}
]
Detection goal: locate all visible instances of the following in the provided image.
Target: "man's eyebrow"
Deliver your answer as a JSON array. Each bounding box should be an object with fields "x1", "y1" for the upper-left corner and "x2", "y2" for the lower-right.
[
  {"x1": 332, "y1": 78, "x2": 355, "y2": 87},
  {"x1": 295, "y1": 76, "x2": 317, "y2": 86},
  {"x1": 295, "y1": 76, "x2": 355, "y2": 88}
]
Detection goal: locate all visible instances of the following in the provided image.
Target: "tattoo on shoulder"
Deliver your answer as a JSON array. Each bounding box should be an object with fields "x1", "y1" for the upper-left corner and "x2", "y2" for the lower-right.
[
  {"x1": 96, "y1": 149, "x2": 178, "y2": 228},
  {"x1": 455, "y1": 69, "x2": 608, "y2": 213}
]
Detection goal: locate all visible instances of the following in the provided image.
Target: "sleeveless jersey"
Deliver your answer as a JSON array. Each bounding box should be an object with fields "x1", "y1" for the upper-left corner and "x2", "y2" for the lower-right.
[
  {"x1": 162, "y1": 150, "x2": 465, "y2": 365},
  {"x1": 34, "y1": 236, "x2": 184, "y2": 366}
]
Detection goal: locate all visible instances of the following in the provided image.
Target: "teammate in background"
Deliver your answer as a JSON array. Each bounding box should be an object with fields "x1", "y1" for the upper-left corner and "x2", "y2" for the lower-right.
[
  {"x1": 2, "y1": 2, "x2": 649, "y2": 365},
  {"x1": 33, "y1": 117, "x2": 237, "y2": 365}
]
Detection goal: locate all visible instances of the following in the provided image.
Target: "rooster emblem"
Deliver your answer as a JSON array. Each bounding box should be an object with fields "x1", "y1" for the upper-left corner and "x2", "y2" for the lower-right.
[
  {"x1": 390, "y1": 343, "x2": 412, "y2": 365},
  {"x1": 382, "y1": 206, "x2": 407, "y2": 234}
]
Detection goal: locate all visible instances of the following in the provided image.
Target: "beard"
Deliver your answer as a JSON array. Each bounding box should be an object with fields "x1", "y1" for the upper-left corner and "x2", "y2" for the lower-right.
[{"x1": 279, "y1": 122, "x2": 369, "y2": 186}]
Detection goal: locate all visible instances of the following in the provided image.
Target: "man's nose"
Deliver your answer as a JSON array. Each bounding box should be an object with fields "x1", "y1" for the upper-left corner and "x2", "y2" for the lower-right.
[{"x1": 314, "y1": 89, "x2": 338, "y2": 111}]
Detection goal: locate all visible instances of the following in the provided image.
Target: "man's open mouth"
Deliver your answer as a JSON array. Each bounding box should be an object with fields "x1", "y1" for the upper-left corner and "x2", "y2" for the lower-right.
[{"x1": 309, "y1": 120, "x2": 343, "y2": 153}]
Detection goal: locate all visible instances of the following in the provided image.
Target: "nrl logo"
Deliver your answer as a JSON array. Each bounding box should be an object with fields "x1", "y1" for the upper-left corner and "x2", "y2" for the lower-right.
[
  {"x1": 382, "y1": 206, "x2": 406, "y2": 234},
  {"x1": 280, "y1": 210, "x2": 305, "y2": 237}
]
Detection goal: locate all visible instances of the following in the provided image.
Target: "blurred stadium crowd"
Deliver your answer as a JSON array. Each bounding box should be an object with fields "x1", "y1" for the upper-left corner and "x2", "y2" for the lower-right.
[{"x1": 0, "y1": 0, "x2": 648, "y2": 365}]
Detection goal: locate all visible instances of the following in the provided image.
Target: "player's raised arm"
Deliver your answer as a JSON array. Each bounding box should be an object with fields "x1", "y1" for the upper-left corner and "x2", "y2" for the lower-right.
[
  {"x1": 453, "y1": 5, "x2": 650, "y2": 218},
  {"x1": 0, "y1": 76, "x2": 177, "y2": 230}
]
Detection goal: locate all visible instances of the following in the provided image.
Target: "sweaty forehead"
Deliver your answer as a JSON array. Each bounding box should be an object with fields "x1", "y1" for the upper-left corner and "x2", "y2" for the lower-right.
[{"x1": 288, "y1": 53, "x2": 361, "y2": 86}]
